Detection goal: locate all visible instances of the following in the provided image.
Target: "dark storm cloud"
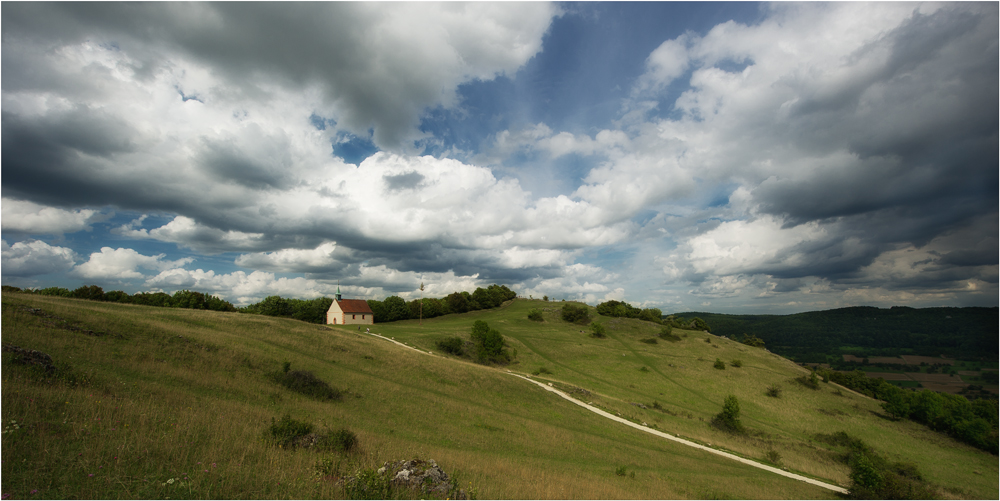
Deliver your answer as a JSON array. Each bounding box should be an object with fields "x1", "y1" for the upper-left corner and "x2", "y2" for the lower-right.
[{"x1": 1, "y1": 2, "x2": 555, "y2": 151}]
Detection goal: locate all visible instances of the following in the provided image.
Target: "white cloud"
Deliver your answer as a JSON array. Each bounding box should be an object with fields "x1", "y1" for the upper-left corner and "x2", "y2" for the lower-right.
[
  {"x1": 1, "y1": 198, "x2": 102, "y2": 235},
  {"x1": 71, "y1": 247, "x2": 194, "y2": 281},
  {"x1": 1, "y1": 239, "x2": 77, "y2": 277},
  {"x1": 235, "y1": 242, "x2": 343, "y2": 273},
  {"x1": 682, "y1": 216, "x2": 830, "y2": 277},
  {"x1": 119, "y1": 216, "x2": 273, "y2": 254}
]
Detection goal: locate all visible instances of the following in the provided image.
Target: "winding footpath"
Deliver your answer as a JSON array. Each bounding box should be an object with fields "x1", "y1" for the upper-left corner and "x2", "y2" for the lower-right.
[
  {"x1": 509, "y1": 373, "x2": 848, "y2": 494},
  {"x1": 361, "y1": 329, "x2": 848, "y2": 495}
]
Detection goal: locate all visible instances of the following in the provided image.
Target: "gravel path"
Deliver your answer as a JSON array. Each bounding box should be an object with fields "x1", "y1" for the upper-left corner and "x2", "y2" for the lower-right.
[{"x1": 508, "y1": 373, "x2": 849, "y2": 495}]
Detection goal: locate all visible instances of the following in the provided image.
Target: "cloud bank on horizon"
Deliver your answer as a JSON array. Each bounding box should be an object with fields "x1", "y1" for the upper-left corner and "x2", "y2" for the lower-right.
[{"x1": 2, "y1": 2, "x2": 997, "y2": 313}]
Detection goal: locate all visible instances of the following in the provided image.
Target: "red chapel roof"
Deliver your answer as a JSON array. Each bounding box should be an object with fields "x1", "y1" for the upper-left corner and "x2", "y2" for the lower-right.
[{"x1": 335, "y1": 299, "x2": 373, "y2": 314}]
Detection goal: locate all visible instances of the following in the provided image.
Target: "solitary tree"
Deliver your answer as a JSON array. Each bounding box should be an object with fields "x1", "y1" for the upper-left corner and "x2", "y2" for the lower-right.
[{"x1": 712, "y1": 395, "x2": 744, "y2": 433}]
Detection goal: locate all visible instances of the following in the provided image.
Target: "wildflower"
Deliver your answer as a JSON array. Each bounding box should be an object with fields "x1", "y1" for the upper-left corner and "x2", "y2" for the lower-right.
[{"x1": 88, "y1": 474, "x2": 94, "y2": 477}]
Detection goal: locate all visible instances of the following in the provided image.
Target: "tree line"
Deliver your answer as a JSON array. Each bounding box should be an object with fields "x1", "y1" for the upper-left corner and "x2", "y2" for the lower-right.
[
  {"x1": 595, "y1": 300, "x2": 710, "y2": 331},
  {"x1": 3, "y1": 285, "x2": 237, "y2": 312},
  {"x1": 2, "y1": 283, "x2": 519, "y2": 326},
  {"x1": 365, "y1": 284, "x2": 516, "y2": 323}
]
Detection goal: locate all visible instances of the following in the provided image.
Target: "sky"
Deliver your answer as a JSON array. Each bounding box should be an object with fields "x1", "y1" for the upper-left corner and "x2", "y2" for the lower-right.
[{"x1": 2, "y1": 1, "x2": 997, "y2": 314}]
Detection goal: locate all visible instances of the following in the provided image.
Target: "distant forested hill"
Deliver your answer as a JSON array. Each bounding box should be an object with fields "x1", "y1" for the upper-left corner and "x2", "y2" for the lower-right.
[{"x1": 669, "y1": 306, "x2": 998, "y2": 363}]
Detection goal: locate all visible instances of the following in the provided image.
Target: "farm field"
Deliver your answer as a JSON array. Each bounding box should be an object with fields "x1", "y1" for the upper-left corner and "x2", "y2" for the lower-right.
[{"x1": 2, "y1": 293, "x2": 998, "y2": 499}]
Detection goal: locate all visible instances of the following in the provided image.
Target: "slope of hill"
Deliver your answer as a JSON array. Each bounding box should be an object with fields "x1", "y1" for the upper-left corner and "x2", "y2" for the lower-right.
[
  {"x1": 671, "y1": 306, "x2": 999, "y2": 363},
  {"x1": 2, "y1": 293, "x2": 997, "y2": 499}
]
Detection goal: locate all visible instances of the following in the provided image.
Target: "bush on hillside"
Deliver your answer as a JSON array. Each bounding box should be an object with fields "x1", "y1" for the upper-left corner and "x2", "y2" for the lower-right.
[
  {"x1": 269, "y1": 414, "x2": 313, "y2": 447},
  {"x1": 766, "y1": 385, "x2": 782, "y2": 398},
  {"x1": 527, "y1": 309, "x2": 544, "y2": 322},
  {"x1": 270, "y1": 365, "x2": 343, "y2": 401},
  {"x1": 561, "y1": 304, "x2": 590, "y2": 325},
  {"x1": 436, "y1": 337, "x2": 465, "y2": 356},
  {"x1": 713, "y1": 358, "x2": 726, "y2": 370},
  {"x1": 589, "y1": 322, "x2": 606, "y2": 338},
  {"x1": 798, "y1": 371, "x2": 820, "y2": 389},
  {"x1": 269, "y1": 415, "x2": 358, "y2": 453},
  {"x1": 658, "y1": 325, "x2": 681, "y2": 342},
  {"x1": 470, "y1": 321, "x2": 514, "y2": 364},
  {"x1": 711, "y1": 395, "x2": 744, "y2": 433}
]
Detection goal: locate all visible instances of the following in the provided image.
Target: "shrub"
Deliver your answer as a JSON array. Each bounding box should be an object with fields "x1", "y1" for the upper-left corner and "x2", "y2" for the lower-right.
[
  {"x1": 615, "y1": 465, "x2": 627, "y2": 477},
  {"x1": 470, "y1": 321, "x2": 513, "y2": 364},
  {"x1": 532, "y1": 367, "x2": 553, "y2": 375},
  {"x1": 766, "y1": 385, "x2": 782, "y2": 398},
  {"x1": 639, "y1": 366, "x2": 650, "y2": 372},
  {"x1": 730, "y1": 359, "x2": 743, "y2": 368},
  {"x1": 798, "y1": 371, "x2": 820, "y2": 389},
  {"x1": 436, "y1": 336, "x2": 464, "y2": 356},
  {"x1": 711, "y1": 395, "x2": 744, "y2": 433},
  {"x1": 658, "y1": 325, "x2": 681, "y2": 342},
  {"x1": 269, "y1": 414, "x2": 313, "y2": 447},
  {"x1": 639, "y1": 338, "x2": 658, "y2": 344},
  {"x1": 561, "y1": 304, "x2": 591, "y2": 324},
  {"x1": 765, "y1": 449, "x2": 782, "y2": 465},
  {"x1": 741, "y1": 334, "x2": 766, "y2": 348},
  {"x1": 322, "y1": 428, "x2": 358, "y2": 453},
  {"x1": 589, "y1": 322, "x2": 606, "y2": 338},
  {"x1": 271, "y1": 367, "x2": 343, "y2": 401},
  {"x1": 713, "y1": 358, "x2": 726, "y2": 370},
  {"x1": 527, "y1": 309, "x2": 544, "y2": 322}
]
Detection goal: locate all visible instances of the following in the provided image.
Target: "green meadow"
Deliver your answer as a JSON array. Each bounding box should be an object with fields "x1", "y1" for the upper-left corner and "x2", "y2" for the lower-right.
[{"x1": 2, "y1": 293, "x2": 996, "y2": 499}]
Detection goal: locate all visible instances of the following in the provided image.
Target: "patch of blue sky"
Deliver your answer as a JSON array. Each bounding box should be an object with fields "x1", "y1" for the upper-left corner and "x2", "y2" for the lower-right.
[
  {"x1": 496, "y1": 151, "x2": 603, "y2": 200},
  {"x1": 630, "y1": 209, "x2": 659, "y2": 226},
  {"x1": 333, "y1": 132, "x2": 378, "y2": 165},
  {"x1": 417, "y1": 3, "x2": 765, "y2": 157},
  {"x1": 705, "y1": 183, "x2": 740, "y2": 208},
  {"x1": 309, "y1": 113, "x2": 335, "y2": 131}
]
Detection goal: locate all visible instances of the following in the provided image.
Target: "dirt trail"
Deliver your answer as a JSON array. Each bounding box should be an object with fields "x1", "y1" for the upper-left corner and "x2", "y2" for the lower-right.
[
  {"x1": 360, "y1": 329, "x2": 848, "y2": 495},
  {"x1": 509, "y1": 373, "x2": 848, "y2": 495}
]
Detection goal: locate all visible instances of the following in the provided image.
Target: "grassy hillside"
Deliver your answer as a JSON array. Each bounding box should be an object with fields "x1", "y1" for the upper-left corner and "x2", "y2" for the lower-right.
[{"x1": 2, "y1": 294, "x2": 996, "y2": 499}]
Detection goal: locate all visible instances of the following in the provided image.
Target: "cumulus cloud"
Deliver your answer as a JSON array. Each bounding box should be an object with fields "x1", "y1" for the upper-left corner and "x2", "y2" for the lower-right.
[
  {"x1": 1, "y1": 198, "x2": 103, "y2": 235},
  {"x1": 1, "y1": 240, "x2": 77, "y2": 277},
  {"x1": 118, "y1": 216, "x2": 278, "y2": 254},
  {"x1": 235, "y1": 242, "x2": 347, "y2": 273},
  {"x1": 71, "y1": 247, "x2": 194, "y2": 281}
]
